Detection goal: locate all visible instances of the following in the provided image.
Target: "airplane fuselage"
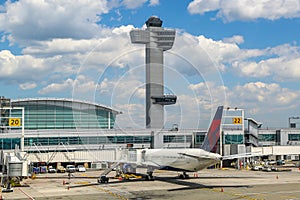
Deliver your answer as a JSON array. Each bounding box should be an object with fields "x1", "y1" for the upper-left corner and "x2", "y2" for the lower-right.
[{"x1": 138, "y1": 148, "x2": 221, "y2": 172}]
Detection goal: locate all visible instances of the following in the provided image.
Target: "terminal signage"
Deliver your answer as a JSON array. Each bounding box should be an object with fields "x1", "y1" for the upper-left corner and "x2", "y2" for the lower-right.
[
  {"x1": 233, "y1": 117, "x2": 242, "y2": 124},
  {"x1": 9, "y1": 118, "x2": 21, "y2": 127}
]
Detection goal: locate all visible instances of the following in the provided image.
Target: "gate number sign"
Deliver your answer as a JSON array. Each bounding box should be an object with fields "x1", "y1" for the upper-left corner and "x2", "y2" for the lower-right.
[
  {"x1": 9, "y1": 118, "x2": 21, "y2": 127},
  {"x1": 233, "y1": 117, "x2": 242, "y2": 124}
]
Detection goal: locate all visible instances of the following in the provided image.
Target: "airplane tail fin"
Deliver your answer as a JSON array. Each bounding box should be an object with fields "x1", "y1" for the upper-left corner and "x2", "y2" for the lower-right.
[{"x1": 201, "y1": 106, "x2": 224, "y2": 153}]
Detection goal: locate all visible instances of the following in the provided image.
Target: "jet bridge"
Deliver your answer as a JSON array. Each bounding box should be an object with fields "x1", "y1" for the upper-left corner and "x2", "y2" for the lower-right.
[
  {"x1": 1, "y1": 150, "x2": 29, "y2": 192},
  {"x1": 0, "y1": 105, "x2": 28, "y2": 192}
]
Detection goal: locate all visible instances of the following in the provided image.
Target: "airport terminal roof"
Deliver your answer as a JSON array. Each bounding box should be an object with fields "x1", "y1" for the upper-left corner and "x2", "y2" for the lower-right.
[{"x1": 12, "y1": 98, "x2": 122, "y2": 114}]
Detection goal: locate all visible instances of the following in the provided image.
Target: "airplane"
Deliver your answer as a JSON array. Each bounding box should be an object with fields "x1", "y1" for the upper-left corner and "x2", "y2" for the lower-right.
[{"x1": 98, "y1": 106, "x2": 224, "y2": 183}]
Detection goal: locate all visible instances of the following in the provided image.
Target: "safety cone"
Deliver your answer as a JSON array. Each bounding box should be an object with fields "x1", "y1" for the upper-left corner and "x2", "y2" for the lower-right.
[{"x1": 220, "y1": 187, "x2": 224, "y2": 192}]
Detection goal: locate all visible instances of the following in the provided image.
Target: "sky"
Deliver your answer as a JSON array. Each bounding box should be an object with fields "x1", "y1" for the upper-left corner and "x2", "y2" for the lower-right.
[{"x1": 0, "y1": 0, "x2": 300, "y2": 130}]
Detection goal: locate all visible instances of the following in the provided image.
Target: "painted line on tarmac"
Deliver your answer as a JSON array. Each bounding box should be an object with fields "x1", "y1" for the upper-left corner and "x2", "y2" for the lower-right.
[
  {"x1": 74, "y1": 181, "x2": 90, "y2": 184},
  {"x1": 96, "y1": 185, "x2": 129, "y2": 200},
  {"x1": 103, "y1": 185, "x2": 132, "y2": 196},
  {"x1": 71, "y1": 179, "x2": 130, "y2": 200},
  {"x1": 240, "y1": 190, "x2": 300, "y2": 195},
  {"x1": 18, "y1": 188, "x2": 35, "y2": 200},
  {"x1": 235, "y1": 190, "x2": 300, "y2": 200},
  {"x1": 205, "y1": 188, "x2": 258, "y2": 200}
]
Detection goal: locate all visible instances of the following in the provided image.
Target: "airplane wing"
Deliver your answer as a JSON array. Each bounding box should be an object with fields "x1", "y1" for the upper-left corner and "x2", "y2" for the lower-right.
[
  {"x1": 178, "y1": 153, "x2": 213, "y2": 161},
  {"x1": 221, "y1": 152, "x2": 262, "y2": 160}
]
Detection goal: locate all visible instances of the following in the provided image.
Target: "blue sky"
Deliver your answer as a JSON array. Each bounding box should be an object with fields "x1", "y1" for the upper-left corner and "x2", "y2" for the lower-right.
[{"x1": 1, "y1": 0, "x2": 300, "y2": 129}]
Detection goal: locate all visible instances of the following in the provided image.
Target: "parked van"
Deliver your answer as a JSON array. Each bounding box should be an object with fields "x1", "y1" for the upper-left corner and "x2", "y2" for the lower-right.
[{"x1": 66, "y1": 165, "x2": 76, "y2": 173}]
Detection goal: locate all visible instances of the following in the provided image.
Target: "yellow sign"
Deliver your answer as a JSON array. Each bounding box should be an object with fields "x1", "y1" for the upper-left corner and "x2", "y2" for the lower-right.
[
  {"x1": 233, "y1": 117, "x2": 242, "y2": 124},
  {"x1": 9, "y1": 118, "x2": 21, "y2": 127}
]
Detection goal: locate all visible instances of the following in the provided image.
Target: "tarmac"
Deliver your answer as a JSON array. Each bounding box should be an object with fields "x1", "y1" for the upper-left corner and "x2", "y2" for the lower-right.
[{"x1": 1, "y1": 168, "x2": 300, "y2": 200}]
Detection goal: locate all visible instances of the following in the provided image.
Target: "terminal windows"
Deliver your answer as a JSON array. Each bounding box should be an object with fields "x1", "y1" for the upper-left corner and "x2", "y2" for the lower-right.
[
  {"x1": 224, "y1": 134, "x2": 244, "y2": 144},
  {"x1": 195, "y1": 135, "x2": 205, "y2": 145},
  {"x1": 163, "y1": 135, "x2": 192, "y2": 143},
  {"x1": 258, "y1": 134, "x2": 276, "y2": 142},
  {"x1": 23, "y1": 136, "x2": 152, "y2": 147},
  {"x1": 0, "y1": 138, "x2": 21, "y2": 150},
  {"x1": 288, "y1": 134, "x2": 300, "y2": 141}
]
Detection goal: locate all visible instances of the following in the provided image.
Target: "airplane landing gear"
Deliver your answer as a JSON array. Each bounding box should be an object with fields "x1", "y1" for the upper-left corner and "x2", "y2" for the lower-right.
[
  {"x1": 144, "y1": 171, "x2": 154, "y2": 181},
  {"x1": 178, "y1": 172, "x2": 189, "y2": 179},
  {"x1": 98, "y1": 176, "x2": 109, "y2": 184}
]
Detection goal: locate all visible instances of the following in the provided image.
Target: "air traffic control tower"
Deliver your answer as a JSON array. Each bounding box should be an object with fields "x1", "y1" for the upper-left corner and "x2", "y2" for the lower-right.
[{"x1": 130, "y1": 16, "x2": 176, "y2": 129}]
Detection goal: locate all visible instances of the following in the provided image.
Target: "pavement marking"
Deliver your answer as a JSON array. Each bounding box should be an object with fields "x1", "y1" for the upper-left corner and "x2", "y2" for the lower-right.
[
  {"x1": 18, "y1": 188, "x2": 35, "y2": 200},
  {"x1": 70, "y1": 179, "x2": 130, "y2": 200},
  {"x1": 206, "y1": 188, "x2": 260, "y2": 200},
  {"x1": 240, "y1": 190, "x2": 300, "y2": 195},
  {"x1": 74, "y1": 181, "x2": 90, "y2": 184},
  {"x1": 96, "y1": 185, "x2": 129, "y2": 200}
]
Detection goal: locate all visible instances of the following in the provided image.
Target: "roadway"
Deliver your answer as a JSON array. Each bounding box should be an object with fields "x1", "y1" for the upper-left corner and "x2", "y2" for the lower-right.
[{"x1": 2, "y1": 168, "x2": 300, "y2": 200}]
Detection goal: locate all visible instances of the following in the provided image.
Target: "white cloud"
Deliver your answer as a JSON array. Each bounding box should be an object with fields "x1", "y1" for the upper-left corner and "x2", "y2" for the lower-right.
[
  {"x1": 223, "y1": 35, "x2": 244, "y2": 44},
  {"x1": 188, "y1": 0, "x2": 220, "y2": 15},
  {"x1": 188, "y1": 0, "x2": 300, "y2": 22},
  {"x1": 232, "y1": 82, "x2": 300, "y2": 111},
  {"x1": 95, "y1": 72, "x2": 147, "y2": 129},
  {"x1": 38, "y1": 78, "x2": 75, "y2": 94},
  {"x1": 115, "y1": 103, "x2": 145, "y2": 129},
  {"x1": 186, "y1": 80, "x2": 300, "y2": 128},
  {"x1": 22, "y1": 38, "x2": 102, "y2": 55},
  {"x1": 0, "y1": 50, "x2": 52, "y2": 82},
  {"x1": 171, "y1": 32, "x2": 248, "y2": 75},
  {"x1": 188, "y1": 81, "x2": 228, "y2": 108},
  {"x1": 232, "y1": 60, "x2": 272, "y2": 78},
  {"x1": 105, "y1": 0, "x2": 159, "y2": 10},
  {"x1": 39, "y1": 75, "x2": 97, "y2": 95},
  {"x1": 232, "y1": 44, "x2": 300, "y2": 80},
  {"x1": 149, "y1": 0, "x2": 160, "y2": 6},
  {"x1": 187, "y1": 80, "x2": 300, "y2": 127},
  {"x1": 0, "y1": 0, "x2": 109, "y2": 44},
  {"x1": 98, "y1": 71, "x2": 145, "y2": 101},
  {"x1": 172, "y1": 32, "x2": 300, "y2": 82},
  {"x1": 19, "y1": 82, "x2": 37, "y2": 90},
  {"x1": 122, "y1": 0, "x2": 147, "y2": 9}
]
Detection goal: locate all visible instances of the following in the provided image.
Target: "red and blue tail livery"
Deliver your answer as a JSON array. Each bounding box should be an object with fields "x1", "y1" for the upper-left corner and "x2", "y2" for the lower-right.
[{"x1": 201, "y1": 106, "x2": 224, "y2": 153}]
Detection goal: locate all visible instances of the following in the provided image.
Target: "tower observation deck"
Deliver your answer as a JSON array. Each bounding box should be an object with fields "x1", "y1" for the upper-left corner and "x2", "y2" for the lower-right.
[{"x1": 130, "y1": 16, "x2": 176, "y2": 129}]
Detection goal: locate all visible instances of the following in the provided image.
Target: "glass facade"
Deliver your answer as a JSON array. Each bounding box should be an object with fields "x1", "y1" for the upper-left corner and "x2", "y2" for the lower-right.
[
  {"x1": 164, "y1": 135, "x2": 192, "y2": 143},
  {"x1": 0, "y1": 138, "x2": 21, "y2": 150},
  {"x1": 258, "y1": 134, "x2": 276, "y2": 142},
  {"x1": 195, "y1": 134, "x2": 205, "y2": 145},
  {"x1": 24, "y1": 136, "x2": 152, "y2": 147},
  {"x1": 224, "y1": 134, "x2": 244, "y2": 144},
  {"x1": 12, "y1": 99, "x2": 118, "y2": 130},
  {"x1": 288, "y1": 134, "x2": 300, "y2": 141}
]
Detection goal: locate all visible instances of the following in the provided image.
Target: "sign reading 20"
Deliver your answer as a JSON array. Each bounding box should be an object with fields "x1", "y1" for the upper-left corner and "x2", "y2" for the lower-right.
[{"x1": 9, "y1": 118, "x2": 21, "y2": 127}]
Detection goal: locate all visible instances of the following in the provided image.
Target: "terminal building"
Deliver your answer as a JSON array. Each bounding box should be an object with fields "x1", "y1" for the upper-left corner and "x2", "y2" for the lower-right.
[
  {"x1": 0, "y1": 97, "x2": 204, "y2": 167},
  {"x1": 0, "y1": 98, "x2": 120, "y2": 151},
  {"x1": 1, "y1": 96, "x2": 300, "y2": 168}
]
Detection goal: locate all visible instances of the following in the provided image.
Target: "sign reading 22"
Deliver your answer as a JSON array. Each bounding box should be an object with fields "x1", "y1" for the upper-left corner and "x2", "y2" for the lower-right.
[{"x1": 233, "y1": 117, "x2": 242, "y2": 124}]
